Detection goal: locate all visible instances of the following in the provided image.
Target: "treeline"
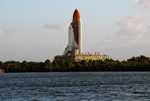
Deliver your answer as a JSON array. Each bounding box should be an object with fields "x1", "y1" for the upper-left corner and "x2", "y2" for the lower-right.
[{"x1": 0, "y1": 55, "x2": 150, "y2": 73}]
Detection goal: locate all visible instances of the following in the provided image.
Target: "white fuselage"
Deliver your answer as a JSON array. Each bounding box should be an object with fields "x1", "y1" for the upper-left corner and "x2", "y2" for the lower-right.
[{"x1": 64, "y1": 23, "x2": 81, "y2": 56}]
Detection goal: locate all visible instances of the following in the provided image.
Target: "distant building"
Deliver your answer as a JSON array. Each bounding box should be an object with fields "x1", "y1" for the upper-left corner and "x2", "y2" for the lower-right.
[
  {"x1": 54, "y1": 9, "x2": 111, "y2": 62},
  {"x1": 74, "y1": 53, "x2": 111, "y2": 62}
]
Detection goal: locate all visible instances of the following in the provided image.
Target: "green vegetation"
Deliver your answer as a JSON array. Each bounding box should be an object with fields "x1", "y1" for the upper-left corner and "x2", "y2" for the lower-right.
[{"x1": 0, "y1": 55, "x2": 150, "y2": 73}]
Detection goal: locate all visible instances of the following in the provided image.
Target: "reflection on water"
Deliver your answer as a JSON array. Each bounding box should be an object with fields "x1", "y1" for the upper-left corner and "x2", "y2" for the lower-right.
[{"x1": 0, "y1": 72, "x2": 150, "y2": 101}]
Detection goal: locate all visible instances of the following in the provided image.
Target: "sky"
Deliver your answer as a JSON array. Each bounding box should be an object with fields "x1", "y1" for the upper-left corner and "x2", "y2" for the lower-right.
[{"x1": 0, "y1": 0, "x2": 150, "y2": 61}]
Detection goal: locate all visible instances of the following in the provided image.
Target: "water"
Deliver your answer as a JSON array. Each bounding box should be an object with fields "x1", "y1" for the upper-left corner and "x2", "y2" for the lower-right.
[{"x1": 0, "y1": 72, "x2": 150, "y2": 101}]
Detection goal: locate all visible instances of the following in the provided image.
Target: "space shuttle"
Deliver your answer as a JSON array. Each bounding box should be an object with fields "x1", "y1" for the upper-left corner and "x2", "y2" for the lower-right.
[{"x1": 64, "y1": 9, "x2": 81, "y2": 56}]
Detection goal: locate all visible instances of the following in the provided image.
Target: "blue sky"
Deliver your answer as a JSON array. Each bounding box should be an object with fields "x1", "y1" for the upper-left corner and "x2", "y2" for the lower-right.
[{"x1": 0, "y1": 0, "x2": 150, "y2": 61}]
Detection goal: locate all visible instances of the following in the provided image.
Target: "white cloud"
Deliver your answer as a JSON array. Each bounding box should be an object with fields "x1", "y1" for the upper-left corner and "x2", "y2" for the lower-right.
[
  {"x1": 0, "y1": 26, "x2": 16, "y2": 39},
  {"x1": 43, "y1": 24, "x2": 61, "y2": 30},
  {"x1": 135, "y1": 0, "x2": 150, "y2": 8},
  {"x1": 114, "y1": 0, "x2": 150, "y2": 46},
  {"x1": 117, "y1": 16, "x2": 150, "y2": 43},
  {"x1": 0, "y1": 28, "x2": 4, "y2": 36}
]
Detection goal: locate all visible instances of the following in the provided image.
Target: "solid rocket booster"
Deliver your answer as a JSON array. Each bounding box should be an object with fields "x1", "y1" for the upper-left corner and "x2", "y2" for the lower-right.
[{"x1": 64, "y1": 9, "x2": 81, "y2": 56}]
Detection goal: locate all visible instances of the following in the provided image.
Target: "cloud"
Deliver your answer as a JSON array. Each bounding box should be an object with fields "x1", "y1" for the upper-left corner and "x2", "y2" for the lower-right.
[
  {"x1": 117, "y1": 16, "x2": 143, "y2": 35},
  {"x1": 43, "y1": 24, "x2": 61, "y2": 30},
  {"x1": 135, "y1": 0, "x2": 150, "y2": 8},
  {"x1": 0, "y1": 28, "x2": 4, "y2": 36},
  {"x1": 113, "y1": 0, "x2": 150, "y2": 45},
  {"x1": 117, "y1": 16, "x2": 148, "y2": 40},
  {"x1": 0, "y1": 27, "x2": 8, "y2": 37},
  {"x1": 0, "y1": 26, "x2": 16, "y2": 38}
]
